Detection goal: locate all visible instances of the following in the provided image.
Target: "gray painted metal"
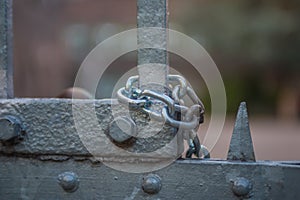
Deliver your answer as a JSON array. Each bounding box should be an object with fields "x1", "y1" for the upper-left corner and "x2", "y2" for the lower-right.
[
  {"x1": 142, "y1": 174, "x2": 162, "y2": 194},
  {"x1": 231, "y1": 177, "x2": 253, "y2": 198},
  {"x1": 0, "y1": 0, "x2": 13, "y2": 98},
  {"x1": 0, "y1": 98, "x2": 182, "y2": 159},
  {"x1": 57, "y1": 171, "x2": 80, "y2": 193},
  {"x1": 227, "y1": 102, "x2": 256, "y2": 161},
  {"x1": 1, "y1": 0, "x2": 299, "y2": 198},
  {"x1": 137, "y1": 0, "x2": 169, "y2": 91},
  {"x1": 108, "y1": 116, "x2": 137, "y2": 144},
  {"x1": 0, "y1": 157, "x2": 299, "y2": 199},
  {"x1": 0, "y1": 115, "x2": 24, "y2": 144}
]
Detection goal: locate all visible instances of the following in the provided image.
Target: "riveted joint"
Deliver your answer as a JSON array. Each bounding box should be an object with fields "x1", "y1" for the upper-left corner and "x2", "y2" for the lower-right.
[
  {"x1": 142, "y1": 174, "x2": 162, "y2": 194},
  {"x1": 231, "y1": 177, "x2": 253, "y2": 198},
  {"x1": 57, "y1": 172, "x2": 79, "y2": 193},
  {"x1": 0, "y1": 115, "x2": 25, "y2": 145}
]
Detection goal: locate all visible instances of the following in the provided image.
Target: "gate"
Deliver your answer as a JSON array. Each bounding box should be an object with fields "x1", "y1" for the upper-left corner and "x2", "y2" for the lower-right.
[{"x1": 1, "y1": 0, "x2": 300, "y2": 199}]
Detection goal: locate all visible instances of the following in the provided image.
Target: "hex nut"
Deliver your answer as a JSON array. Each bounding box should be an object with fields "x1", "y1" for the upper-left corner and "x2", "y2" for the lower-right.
[
  {"x1": 142, "y1": 174, "x2": 162, "y2": 194},
  {"x1": 0, "y1": 115, "x2": 24, "y2": 144},
  {"x1": 57, "y1": 172, "x2": 79, "y2": 193},
  {"x1": 232, "y1": 177, "x2": 252, "y2": 197},
  {"x1": 109, "y1": 116, "x2": 137, "y2": 143}
]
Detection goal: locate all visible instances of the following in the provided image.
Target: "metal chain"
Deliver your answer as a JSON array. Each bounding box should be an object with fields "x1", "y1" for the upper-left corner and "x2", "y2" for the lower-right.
[{"x1": 117, "y1": 75, "x2": 209, "y2": 158}]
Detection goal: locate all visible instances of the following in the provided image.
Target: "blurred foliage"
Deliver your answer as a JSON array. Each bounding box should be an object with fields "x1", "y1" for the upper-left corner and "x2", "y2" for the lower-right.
[
  {"x1": 174, "y1": 0, "x2": 300, "y2": 115},
  {"x1": 180, "y1": 0, "x2": 300, "y2": 68},
  {"x1": 13, "y1": 0, "x2": 300, "y2": 117}
]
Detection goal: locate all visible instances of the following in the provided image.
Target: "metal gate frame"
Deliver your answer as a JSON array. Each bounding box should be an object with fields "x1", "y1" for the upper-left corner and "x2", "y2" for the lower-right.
[{"x1": 1, "y1": 0, "x2": 300, "y2": 199}]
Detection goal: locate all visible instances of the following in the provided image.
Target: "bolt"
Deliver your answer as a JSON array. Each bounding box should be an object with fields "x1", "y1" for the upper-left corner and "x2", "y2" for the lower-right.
[
  {"x1": 231, "y1": 177, "x2": 252, "y2": 197},
  {"x1": 0, "y1": 115, "x2": 24, "y2": 144},
  {"x1": 57, "y1": 172, "x2": 79, "y2": 193},
  {"x1": 109, "y1": 116, "x2": 137, "y2": 143},
  {"x1": 142, "y1": 174, "x2": 162, "y2": 194}
]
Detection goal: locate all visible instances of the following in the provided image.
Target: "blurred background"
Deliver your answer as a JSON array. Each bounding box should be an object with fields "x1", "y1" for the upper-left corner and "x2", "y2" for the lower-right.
[{"x1": 13, "y1": 0, "x2": 300, "y2": 160}]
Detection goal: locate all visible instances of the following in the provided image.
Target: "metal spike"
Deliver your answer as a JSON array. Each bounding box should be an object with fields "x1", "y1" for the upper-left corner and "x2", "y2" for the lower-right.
[{"x1": 227, "y1": 102, "x2": 256, "y2": 162}]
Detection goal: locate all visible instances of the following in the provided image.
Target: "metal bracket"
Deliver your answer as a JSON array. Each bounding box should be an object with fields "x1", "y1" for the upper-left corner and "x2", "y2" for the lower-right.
[{"x1": 0, "y1": 99, "x2": 181, "y2": 159}]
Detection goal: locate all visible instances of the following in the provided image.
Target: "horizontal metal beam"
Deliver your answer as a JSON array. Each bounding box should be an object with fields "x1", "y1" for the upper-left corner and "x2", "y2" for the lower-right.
[
  {"x1": 0, "y1": 99, "x2": 181, "y2": 160},
  {"x1": 0, "y1": 157, "x2": 299, "y2": 199}
]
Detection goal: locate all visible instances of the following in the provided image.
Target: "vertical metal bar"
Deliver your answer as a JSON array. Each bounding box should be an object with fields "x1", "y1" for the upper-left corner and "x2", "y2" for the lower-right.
[
  {"x1": 137, "y1": 0, "x2": 169, "y2": 92},
  {"x1": 0, "y1": 0, "x2": 13, "y2": 99}
]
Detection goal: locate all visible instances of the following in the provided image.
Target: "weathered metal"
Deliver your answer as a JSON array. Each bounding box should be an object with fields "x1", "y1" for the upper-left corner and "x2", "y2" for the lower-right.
[
  {"x1": 1, "y1": 0, "x2": 300, "y2": 199},
  {"x1": 108, "y1": 116, "x2": 137, "y2": 144},
  {"x1": 0, "y1": 99, "x2": 180, "y2": 158},
  {"x1": 0, "y1": 115, "x2": 24, "y2": 145},
  {"x1": 142, "y1": 174, "x2": 162, "y2": 194},
  {"x1": 0, "y1": 0, "x2": 13, "y2": 98},
  {"x1": 137, "y1": 0, "x2": 169, "y2": 91},
  {"x1": 231, "y1": 177, "x2": 253, "y2": 198},
  {"x1": 57, "y1": 172, "x2": 79, "y2": 193},
  {"x1": 227, "y1": 102, "x2": 256, "y2": 162},
  {"x1": 0, "y1": 157, "x2": 300, "y2": 199}
]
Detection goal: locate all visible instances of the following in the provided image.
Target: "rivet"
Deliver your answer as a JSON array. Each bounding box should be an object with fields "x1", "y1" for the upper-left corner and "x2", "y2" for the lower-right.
[
  {"x1": 0, "y1": 115, "x2": 25, "y2": 145},
  {"x1": 142, "y1": 174, "x2": 162, "y2": 194},
  {"x1": 109, "y1": 116, "x2": 137, "y2": 144},
  {"x1": 231, "y1": 177, "x2": 252, "y2": 197},
  {"x1": 57, "y1": 172, "x2": 79, "y2": 193}
]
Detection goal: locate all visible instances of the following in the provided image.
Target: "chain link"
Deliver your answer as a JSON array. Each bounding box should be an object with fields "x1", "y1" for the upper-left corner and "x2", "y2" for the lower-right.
[{"x1": 117, "y1": 75, "x2": 208, "y2": 158}]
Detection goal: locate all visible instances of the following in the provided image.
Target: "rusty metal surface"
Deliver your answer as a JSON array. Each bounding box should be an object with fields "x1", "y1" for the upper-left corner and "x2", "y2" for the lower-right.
[
  {"x1": 0, "y1": 98, "x2": 181, "y2": 159},
  {"x1": 0, "y1": 157, "x2": 299, "y2": 199},
  {"x1": 0, "y1": 0, "x2": 13, "y2": 98}
]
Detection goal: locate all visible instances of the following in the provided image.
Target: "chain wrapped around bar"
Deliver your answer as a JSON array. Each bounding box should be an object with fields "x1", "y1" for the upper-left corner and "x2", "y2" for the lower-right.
[{"x1": 117, "y1": 75, "x2": 210, "y2": 158}]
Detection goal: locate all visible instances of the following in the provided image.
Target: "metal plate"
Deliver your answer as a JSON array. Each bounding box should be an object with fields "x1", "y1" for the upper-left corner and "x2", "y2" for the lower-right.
[
  {"x1": 0, "y1": 98, "x2": 181, "y2": 159},
  {"x1": 1, "y1": 157, "x2": 300, "y2": 199}
]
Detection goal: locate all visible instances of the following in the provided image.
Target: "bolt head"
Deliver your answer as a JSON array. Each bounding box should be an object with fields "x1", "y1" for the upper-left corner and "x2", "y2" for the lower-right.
[
  {"x1": 232, "y1": 177, "x2": 252, "y2": 197},
  {"x1": 57, "y1": 172, "x2": 79, "y2": 193},
  {"x1": 109, "y1": 116, "x2": 137, "y2": 143},
  {"x1": 0, "y1": 116, "x2": 24, "y2": 144},
  {"x1": 142, "y1": 174, "x2": 162, "y2": 194}
]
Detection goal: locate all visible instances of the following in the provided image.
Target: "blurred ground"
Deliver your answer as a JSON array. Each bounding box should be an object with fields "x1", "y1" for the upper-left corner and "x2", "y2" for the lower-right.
[{"x1": 203, "y1": 117, "x2": 300, "y2": 160}]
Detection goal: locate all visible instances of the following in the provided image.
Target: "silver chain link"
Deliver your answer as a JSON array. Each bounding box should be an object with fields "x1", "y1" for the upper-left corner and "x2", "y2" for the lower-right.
[{"x1": 117, "y1": 75, "x2": 209, "y2": 158}]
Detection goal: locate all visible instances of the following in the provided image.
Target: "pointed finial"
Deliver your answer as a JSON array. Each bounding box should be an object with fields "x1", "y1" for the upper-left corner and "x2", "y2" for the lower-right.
[{"x1": 227, "y1": 102, "x2": 256, "y2": 162}]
